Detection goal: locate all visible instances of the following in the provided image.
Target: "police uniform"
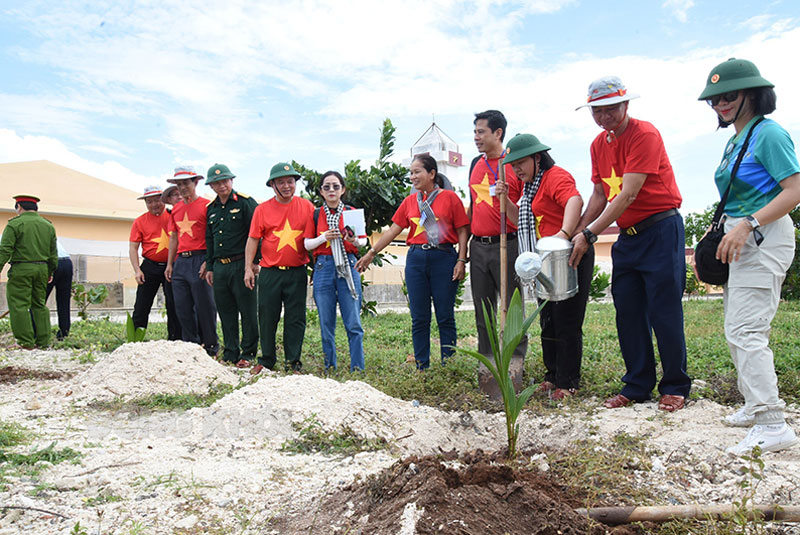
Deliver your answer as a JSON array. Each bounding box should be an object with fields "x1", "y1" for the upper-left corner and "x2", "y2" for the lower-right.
[
  {"x1": 0, "y1": 195, "x2": 58, "y2": 348},
  {"x1": 204, "y1": 164, "x2": 260, "y2": 364}
]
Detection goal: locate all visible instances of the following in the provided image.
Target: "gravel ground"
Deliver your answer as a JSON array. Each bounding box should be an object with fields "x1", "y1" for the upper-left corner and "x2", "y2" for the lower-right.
[{"x1": 0, "y1": 343, "x2": 798, "y2": 534}]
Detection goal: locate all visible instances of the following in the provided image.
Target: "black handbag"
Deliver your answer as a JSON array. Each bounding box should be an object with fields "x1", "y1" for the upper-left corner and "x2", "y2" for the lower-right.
[{"x1": 694, "y1": 117, "x2": 764, "y2": 285}]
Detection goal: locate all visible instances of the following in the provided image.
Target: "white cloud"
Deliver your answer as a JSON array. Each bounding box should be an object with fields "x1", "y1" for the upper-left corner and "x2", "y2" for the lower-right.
[
  {"x1": 662, "y1": 0, "x2": 695, "y2": 22},
  {"x1": 0, "y1": 129, "x2": 152, "y2": 194}
]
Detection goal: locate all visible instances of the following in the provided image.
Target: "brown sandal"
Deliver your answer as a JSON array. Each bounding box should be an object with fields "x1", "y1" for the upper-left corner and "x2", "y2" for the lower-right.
[
  {"x1": 603, "y1": 393, "x2": 632, "y2": 409},
  {"x1": 535, "y1": 381, "x2": 555, "y2": 395},
  {"x1": 658, "y1": 394, "x2": 685, "y2": 412},
  {"x1": 235, "y1": 359, "x2": 251, "y2": 369},
  {"x1": 550, "y1": 388, "x2": 577, "y2": 401}
]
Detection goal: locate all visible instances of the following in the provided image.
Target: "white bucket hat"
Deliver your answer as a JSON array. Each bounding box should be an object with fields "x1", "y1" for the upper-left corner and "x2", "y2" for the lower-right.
[
  {"x1": 167, "y1": 165, "x2": 203, "y2": 183},
  {"x1": 576, "y1": 76, "x2": 639, "y2": 110},
  {"x1": 137, "y1": 185, "x2": 164, "y2": 200}
]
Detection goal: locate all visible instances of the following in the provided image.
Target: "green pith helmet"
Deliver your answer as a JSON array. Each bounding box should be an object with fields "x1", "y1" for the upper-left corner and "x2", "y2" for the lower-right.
[
  {"x1": 206, "y1": 163, "x2": 236, "y2": 185},
  {"x1": 698, "y1": 58, "x2": 774, "y2": 100},
  {"x1": 504, "y1": 134, "x2": 551, "y2": 165},
  {"x1": 267, "y1": 162, "x2": 300, "y2": 186}
]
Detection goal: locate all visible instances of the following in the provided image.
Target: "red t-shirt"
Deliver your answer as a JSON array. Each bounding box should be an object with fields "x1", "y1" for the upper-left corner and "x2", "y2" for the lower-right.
[
  {"x1": 168, "y1": 197, "x2": 211, "y2": 253},
  {"x1": 469, "y1": 156, "x2": 522, "y2": 235},
  {"x1": 590, "y1": 118, "x2": 682, "y2": 228},
  {"x1": 392, "y1": 189, "x2": 469, "y2": 245},
  {"x1": 250, "y1": 196, "x2": 315, "y2": 267},
  {"x1": 304, "y1": 206, "x2": 360, "y2": 257},
  {"x1": 528, "y1": 166, "x2": 581, "y2": 239},
  {"x1": 130, "y1": 211, "x2": 172, "y2": 263}
]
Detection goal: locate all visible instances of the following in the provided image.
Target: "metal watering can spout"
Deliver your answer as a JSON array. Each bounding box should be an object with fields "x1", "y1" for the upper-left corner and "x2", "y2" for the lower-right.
[{"x1": 514, "y1": 251, "x2": 551, "y2": 285}]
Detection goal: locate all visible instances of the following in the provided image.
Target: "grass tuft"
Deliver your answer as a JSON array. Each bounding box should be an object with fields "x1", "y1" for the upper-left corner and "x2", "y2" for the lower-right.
[{"x1": 281, "y1": 414, "x2": 388, "y2": 456}]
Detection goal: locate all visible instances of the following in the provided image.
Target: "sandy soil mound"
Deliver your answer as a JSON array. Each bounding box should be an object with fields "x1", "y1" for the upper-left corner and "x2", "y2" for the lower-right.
[
  {"x1": 68, "y1": 340, "x2": 238, "y2": 402},
  {"x1": 191, "y1": 374, "x2": 506, "y2": 454}
]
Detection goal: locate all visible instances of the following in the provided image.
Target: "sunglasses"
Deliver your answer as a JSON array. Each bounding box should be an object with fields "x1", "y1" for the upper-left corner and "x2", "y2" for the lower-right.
[
  {"x1": 706, "y1": 91, "x2": 739, "y2": 107},
  {"x1": 321, "y1": 184, "x2": 342, "y2": 191}
]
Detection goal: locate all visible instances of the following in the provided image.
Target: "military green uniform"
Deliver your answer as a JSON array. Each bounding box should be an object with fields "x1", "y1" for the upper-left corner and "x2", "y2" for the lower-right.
[
  {"x1": 205, "y1": 188, "x2": 260, "y2": 363},
  {"x1": 0, "y1": 211, "x2": 58, "y2": 347}
]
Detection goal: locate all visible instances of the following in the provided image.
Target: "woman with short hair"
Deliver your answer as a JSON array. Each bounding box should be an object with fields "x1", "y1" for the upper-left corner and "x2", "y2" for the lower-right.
[
  {"x1": 500, "y1": 134, "x2": 593, "y2": 400},
  {"x1": 698, "y1": 58, "x2": 800, "y2": 455}
]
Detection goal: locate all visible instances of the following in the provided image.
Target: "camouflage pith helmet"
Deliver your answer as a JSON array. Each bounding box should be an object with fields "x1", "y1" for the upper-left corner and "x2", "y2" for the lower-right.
[
  {"x1": 698, "y1": 58, "x2": 773, "y2": 100},
  {"x1": 206, "y1": 163, "x2": 236, "y2": 185},
  {"x1": 267, "y1": 162, "x2": 300, "y2": 186}
]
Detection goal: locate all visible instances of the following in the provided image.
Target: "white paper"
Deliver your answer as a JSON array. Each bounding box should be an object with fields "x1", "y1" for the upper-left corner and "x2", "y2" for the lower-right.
[{"x1": 343, "y1": 209, "x2": 367, "y2": 237}]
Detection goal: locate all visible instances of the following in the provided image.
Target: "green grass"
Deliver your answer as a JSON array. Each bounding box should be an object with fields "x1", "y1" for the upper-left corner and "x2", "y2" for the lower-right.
[
  {"x1": 0, "y1": 440, "x2": 82, "y2": 489},
  {"x1": 91, "y1": 382, "x2": 236, "y2": 413},
  {"x1": 2, "y1": 300, "x2": 800, "y2": 411},
  {"x1": 0, "y1": 420, "x2": 30, "y2": 448},
  {"x1": 281, "y1": 414, "x2": 388, "y2": 456}
]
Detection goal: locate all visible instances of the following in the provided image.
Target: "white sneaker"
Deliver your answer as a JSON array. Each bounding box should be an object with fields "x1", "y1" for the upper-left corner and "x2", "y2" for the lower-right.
[
  {"x1": 723, "y1": 407, "x2": 755, "y2": 428},
  {"x1": 726, "y1": 424, "x2": 799, "y2": 456}
]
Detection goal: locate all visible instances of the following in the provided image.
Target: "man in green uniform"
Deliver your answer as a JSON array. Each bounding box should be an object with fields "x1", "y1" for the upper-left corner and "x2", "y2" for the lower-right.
[
  {"x1": 204, "y1": 164, "x2": 260, "y2": 367},
  {"x1": 0, "y1": 195, "x2": 58, "y2": 348}
]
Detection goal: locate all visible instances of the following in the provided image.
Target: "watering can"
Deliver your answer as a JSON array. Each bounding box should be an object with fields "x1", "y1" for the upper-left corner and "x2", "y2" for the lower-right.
[{"x1": 514, "y1": 236, "x2": 578, "y2": 302}]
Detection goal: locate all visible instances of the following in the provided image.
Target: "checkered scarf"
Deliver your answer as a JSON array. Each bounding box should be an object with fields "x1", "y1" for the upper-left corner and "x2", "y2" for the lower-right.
[
  {"x1": 517, "y1": 168, "x2": 544, "y2": 255},
  {"x1": 417, "y1": 188, "x2": 441, "y2": 246},
  {"x1": 323, "y1": 203, "x2": 358, "y2": 300}
]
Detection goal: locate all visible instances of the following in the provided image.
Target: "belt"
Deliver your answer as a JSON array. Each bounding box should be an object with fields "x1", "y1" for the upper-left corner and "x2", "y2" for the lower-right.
[
  {"x1": 268, "y1": 265, "x2": 304, "y2": 271},
  {"x1": 143, "y1": 257, "x2": 167, "y2": 266},
  {"x1": 620, "y1": 208, "x2": 680, "y2": 236},
  {"x1": 410, "y1": 243, "x2": 455, "y2": 251},
  {"x1": 472, "y1": 232, "x2": 517, "y2": 244},
  {"x1": 217, "y1": 253, "x2": 245, "y2": 264},
  {"x1": 179, "y1": 249, "x2": 206, "y2": 258}
]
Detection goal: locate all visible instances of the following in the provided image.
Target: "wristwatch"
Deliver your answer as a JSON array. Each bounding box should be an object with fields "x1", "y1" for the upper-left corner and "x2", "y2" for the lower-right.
[
  {"x1": 745, "y1": 215, "x2": 760, "y2": 231},
  {"x1": 581, "y1": 228, "x2": 598, "y2": 244}
]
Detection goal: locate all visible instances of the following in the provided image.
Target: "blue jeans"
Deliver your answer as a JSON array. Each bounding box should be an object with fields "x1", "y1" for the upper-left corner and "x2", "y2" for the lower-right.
[
  {"x1": 405, "y1": 246, "x2": 459, "y2": 369},
  {"x1": 312, "y1": 254, "x2": 365, "y2": 371}
]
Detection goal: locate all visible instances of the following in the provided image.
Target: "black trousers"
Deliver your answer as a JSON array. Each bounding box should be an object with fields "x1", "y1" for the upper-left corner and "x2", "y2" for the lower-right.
[
  {"x1": 46, "y1": 257, "x2": 73, "y2": 338},
  {"x1": 539, "y1": 245, "x2": 594, "y2": 390},
  {"x1": 132, "y1": 258, "x2": 181, "y2": 340}
]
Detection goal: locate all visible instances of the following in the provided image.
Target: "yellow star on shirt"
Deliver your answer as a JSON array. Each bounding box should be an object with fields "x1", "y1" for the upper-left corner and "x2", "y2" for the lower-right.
[
  {"x1": 602, "y1": 167, "x2": 623, "y2": 201},
  {"x1": 152, "y1": 229, "x2": 170, "y2": 254},
  {"x1": 273, "y1": 220, "x2": 304, "y2": 252},
  {"x1": 410, "y1": 216, "x2": 438, "y2": 237},
  {"x1": 535, "y1": 214, "x2": 544, "y2": 239},
  {"x1": 471, "y1": 174, "x2": 494, "y2": 205},
  {"x1": 175, "y1": 213, "x2": 197, "y2": 237}
]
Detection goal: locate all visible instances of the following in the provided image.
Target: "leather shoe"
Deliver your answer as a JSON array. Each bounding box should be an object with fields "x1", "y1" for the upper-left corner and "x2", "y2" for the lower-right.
[
  {"x1": 235, "y1": 359, "x2": 251, "y2": 369},
  {"x1": 550, "y1": 388, "x2": 576, "y2": 401},
  {"x1": 535, "y1": 381, "x2": 555, "y2": 395},
  {"x1": 603, "y1": 393, "x2": 632, "y2": 409},
  {"x1": 249, "y1": 364, "x2": 264, "y2": 376},
  {"x1": 658, "y1": 394, "x2": 685, "y2": 412}
]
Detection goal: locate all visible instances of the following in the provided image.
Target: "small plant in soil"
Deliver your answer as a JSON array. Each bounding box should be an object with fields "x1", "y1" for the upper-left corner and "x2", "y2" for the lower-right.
[
  {"x1": 125, "y1": 312, "x2": 147, "y2": 342},
  {"x1": 453, "y1": 289, "x2": 544, "y2": 457},
  {"x1": 281, "y1": 414, "x2": 388, "y2": 456}
]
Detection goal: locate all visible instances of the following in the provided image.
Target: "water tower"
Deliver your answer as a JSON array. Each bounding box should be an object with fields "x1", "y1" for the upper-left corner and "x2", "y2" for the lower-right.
[{"x1": 402, "y1": 122, "x2": 466, "y2": 197}]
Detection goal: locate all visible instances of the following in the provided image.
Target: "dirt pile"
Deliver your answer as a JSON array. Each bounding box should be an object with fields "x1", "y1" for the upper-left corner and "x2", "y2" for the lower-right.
[
  {"x1": 68, "y1": 340, "x2": 238, "y2": 402},
  {"x1": 197, "y1": 374, "x2": 506, "y2": 454},
  {"x1": 272, "y1": 449, "x2": 631, "y2": 535}
]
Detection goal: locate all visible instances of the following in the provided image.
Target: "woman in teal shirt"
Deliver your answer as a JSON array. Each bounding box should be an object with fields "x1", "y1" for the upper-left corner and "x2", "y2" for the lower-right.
[{"x1": 698, "y1": 58, "x2": 800, "y2": 456}]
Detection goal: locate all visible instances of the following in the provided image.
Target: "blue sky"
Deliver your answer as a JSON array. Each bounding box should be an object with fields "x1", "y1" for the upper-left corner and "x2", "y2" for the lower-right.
[{"x1": 1, "y1": 0, "x2": 798, "y2": 215}]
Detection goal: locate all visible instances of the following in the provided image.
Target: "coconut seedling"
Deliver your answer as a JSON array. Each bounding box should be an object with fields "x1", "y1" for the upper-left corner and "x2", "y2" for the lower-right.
[{"x1": 454, "y1": 288, "x2": 544, "y2": 457}]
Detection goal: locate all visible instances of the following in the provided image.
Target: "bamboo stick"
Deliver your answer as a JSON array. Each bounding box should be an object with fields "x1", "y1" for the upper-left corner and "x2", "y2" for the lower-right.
[{"x1": 576, "y1": 505, "x2": 800, "y2": 526}]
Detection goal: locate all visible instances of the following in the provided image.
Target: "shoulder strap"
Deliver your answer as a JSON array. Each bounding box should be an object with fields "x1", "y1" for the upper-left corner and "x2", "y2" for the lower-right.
[
  {"x1": 313, "y1": 207, "x2": 321, "y2": 232},
  {"x1": 712, "y1": 117, "x2": 765, "y2": 230}
]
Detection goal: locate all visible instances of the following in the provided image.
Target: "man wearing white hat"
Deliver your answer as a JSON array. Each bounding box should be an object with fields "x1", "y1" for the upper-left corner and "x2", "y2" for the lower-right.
[
  {"x1": 129, "y1": 185, "x2": 181, "y2": 340},
  {"x1": 570, "y1": 76, "x2": 690, "y2": 412},
  {"x1": 165, "y1": 166, "x2": 219, "y2": 356}
]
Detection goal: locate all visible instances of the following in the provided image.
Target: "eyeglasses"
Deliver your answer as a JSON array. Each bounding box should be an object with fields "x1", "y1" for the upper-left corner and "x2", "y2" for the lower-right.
[
  {"x1": 321, "y1": 184, "x2": 341, "y2": 191},
  {"x1": 706, "y1": 91, "x2": 739, "y2": 107}
]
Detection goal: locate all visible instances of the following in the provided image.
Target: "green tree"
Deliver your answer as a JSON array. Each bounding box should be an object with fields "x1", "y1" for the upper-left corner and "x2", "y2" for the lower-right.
[
  {"x1": 294, "y1": 118, "x2": 410, "y2": 235},
  {"x1": 684, "y1": 203, "x2": 717, "y2": 248},
  {"x1": 782, "y1": 207, "x2": 800, "y2": 300}
]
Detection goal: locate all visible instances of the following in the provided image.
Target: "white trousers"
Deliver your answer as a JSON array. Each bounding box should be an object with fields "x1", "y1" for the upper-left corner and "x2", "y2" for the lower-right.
[{"x1": 723, "y1": 214, "x2": 795, "y2": 425}]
